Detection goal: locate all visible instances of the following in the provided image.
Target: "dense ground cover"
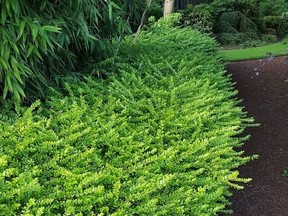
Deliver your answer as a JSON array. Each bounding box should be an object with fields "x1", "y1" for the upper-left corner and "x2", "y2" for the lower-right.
[{"x1": 0, "y1": 24, "x2": 254, "y2": 215}]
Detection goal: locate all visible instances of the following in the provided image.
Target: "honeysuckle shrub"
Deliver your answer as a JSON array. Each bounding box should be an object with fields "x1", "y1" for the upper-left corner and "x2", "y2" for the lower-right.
[{"x1": 0, "y1": 26, "x2": 255, "y2": 215}]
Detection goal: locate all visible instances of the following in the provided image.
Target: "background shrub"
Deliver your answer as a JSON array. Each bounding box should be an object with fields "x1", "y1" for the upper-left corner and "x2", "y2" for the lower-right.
[
  {"x1": 259, "y1": 0, "x2": 288, "y2": 36},
  {"x1": 211, "y1": 0, "x2": 261, "y2": 24},
  {"x1": 180, "y1": 4, "x2": 214, "y2": 33},
  {"x1": 263, "y1": 16, "x2": 282, "y2": 30},
  {"x1": 178, "y1": 0, "x2": 270, "y2": 46},
  {"x1": 260, "y1": 0, "x2": 288, "y2": 17},
  {"x1": 147, "y1": 1, "x2": 164, "y2": 21},
  {"x1": 217, "y1": 32, "x2": 258, "y2": 46},
  {"x1": 0, "y1": 25, "x2": 254, "y2": 215}
]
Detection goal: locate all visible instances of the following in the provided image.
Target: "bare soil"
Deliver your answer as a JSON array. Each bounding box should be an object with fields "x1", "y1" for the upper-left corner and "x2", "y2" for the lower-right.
[{"x1": 226, "y1": 56, "x2": 288, "y2": 216}]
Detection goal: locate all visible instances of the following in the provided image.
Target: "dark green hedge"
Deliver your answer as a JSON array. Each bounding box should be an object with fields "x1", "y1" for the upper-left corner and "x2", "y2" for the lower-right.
[{"x1": 0, "y1": 26, "x2": 254, "y2": 215}]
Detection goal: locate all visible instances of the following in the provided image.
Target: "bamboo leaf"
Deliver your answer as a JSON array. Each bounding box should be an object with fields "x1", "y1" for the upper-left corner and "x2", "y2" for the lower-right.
[
  {"x1": 5, "y1": 0, "x2": 10, "y2": 14},
  {"x1": 1, "y1": 6, "x2": 7, "y2": 25},
  {"x1": 13, "y1": 81, "x2": 25, "y2": 97},
  {"x1": 33, "y1": 47, "x2": 43, "y2": 60},
  {"x1": 3, "y1": 83, "x2": 8, "y2": 99},
  {"x1": 6, "y1": 73, "x2": 13, "y2": 92},
  {"x1": 110, "y1": 1, "x2": 120, "y2": 10},
  {"x1": 11, "y1": 43, "x2": 20, "y2": 55},
  {"x1": 17, "y1": 20, "x2": 26, "y2": 41},
  {"x1": 10, "y1": 0, "x2": 20, "y2": 14},
  {"x1": 10, "y1": 58, "x2": 23, "y2": 84},
  {"x1": 31, "y1": 25, "x2": 39, "y2": 41},
  {"x1": 42, "y1": 25, "x2": 62, "y2": 33},
  {"x1": 0, "y1": 57, "x2": 9, "y2": 70},
  {"x1": 27, "y1": 45, "x2": 34, "y2": 58},
  {"x1": 39, "y1": 37, "x2": 48, "y2": 54},
  {"x1": 108, "y1": 2, "x2": 113, "y2": 21},
  {"x1": 3, "y1": 46, "x2": 10, "y2": 61},
  {"x1": 13, "y1": 87, "x2": 20, "y2": 101}
]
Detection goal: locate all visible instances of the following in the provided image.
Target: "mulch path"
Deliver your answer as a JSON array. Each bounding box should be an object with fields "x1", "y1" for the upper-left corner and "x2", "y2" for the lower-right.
[{"x1": 226, "y1": 56, "x2": 288, "y2": 216}]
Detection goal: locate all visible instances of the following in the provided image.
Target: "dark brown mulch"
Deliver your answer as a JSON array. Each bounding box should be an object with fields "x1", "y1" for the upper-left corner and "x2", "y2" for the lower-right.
[{"x1": 226, "y1": 56, "x2": 288, "y2": 216}]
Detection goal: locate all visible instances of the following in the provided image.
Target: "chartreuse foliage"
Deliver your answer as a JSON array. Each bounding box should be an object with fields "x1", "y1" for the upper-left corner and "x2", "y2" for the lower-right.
[{"x1": 0, "y1": 26, "x2": 254, "y2": 215}]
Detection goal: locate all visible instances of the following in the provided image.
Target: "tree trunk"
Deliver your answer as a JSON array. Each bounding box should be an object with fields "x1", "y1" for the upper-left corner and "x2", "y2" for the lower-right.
[{"x1": 163, "y1": 0, "x2": 175, "y2": 18}]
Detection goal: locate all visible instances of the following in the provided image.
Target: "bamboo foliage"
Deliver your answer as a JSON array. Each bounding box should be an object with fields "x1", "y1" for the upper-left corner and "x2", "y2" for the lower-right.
[
  {"x1": 0, "y1": 0, "x2": 144, "y2": 100},
  {"x1": 0, "y1": 1, "x2": 59, "y2": 100}
]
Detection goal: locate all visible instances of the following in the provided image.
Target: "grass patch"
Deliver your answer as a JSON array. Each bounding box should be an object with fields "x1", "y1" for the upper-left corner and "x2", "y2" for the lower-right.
[{"x1": 220, "y1": 36, "x2": 288, "y2": 61}]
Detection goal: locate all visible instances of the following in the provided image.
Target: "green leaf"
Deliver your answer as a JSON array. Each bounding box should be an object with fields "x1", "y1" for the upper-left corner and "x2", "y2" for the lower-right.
[
  {"x1": 31, "y1": 25, "x2": 39, "y2": 41},
  {"x1": 10, "y1": 59, "x2": 23, "y2": 84},
  {"x1": 13, "y1": 81, "x2": 25, "y2": 97},
  {"x1": 5, "y1": 0, "x2": 10, "y2": 13},
  {"x1": 13, "y1": 87, "x2": 20, "y2": 101},
  {"x1": 42, "y1": 34, "x2": 55, "y2": 49},
  {"x1": 42, "y1": 26, "x2": 62, "y2": 33},
  {"x1": 12, "y1": 43, "x2": 20, "y2": 55},
  {"x1": 5, "y1": 73, "x2": 13, "y2": 92},
  {"x1": 17, "y1": 20, "x2": 26, "y2": 41},
  {"x1": 1, "y1": 6, "x2": 7, "y2": 25},
  {"x1": 3, "y1": 46, "x2": 10, "y2": 61},
  {"x1": 108, "y1": 2, "x2": 113, "y2": 21},
  {"x1": 39, "y1": 37, "x2": 48, "y2": 54},
  {"x1": 0, "y1": 57, "x2": 9, "y2": 70},
  {"x1": 110, "y1": 1, "x2": 120, "y2": 10},
  {"x1": 33, "y1": 48, "x2": 42, "y2": 60},
  {"x1": 88, "y1": 34, "x2": 98, "y2": 41},
  {"x1": 27, "y1": 45, "x2": 34, "y2": 58},
  {"x1": 3, "y1": 83, "x2": 8, "y2": 99},
  {"x1": 10, "y1": 0, "x2": 20, "y2": 14}
]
